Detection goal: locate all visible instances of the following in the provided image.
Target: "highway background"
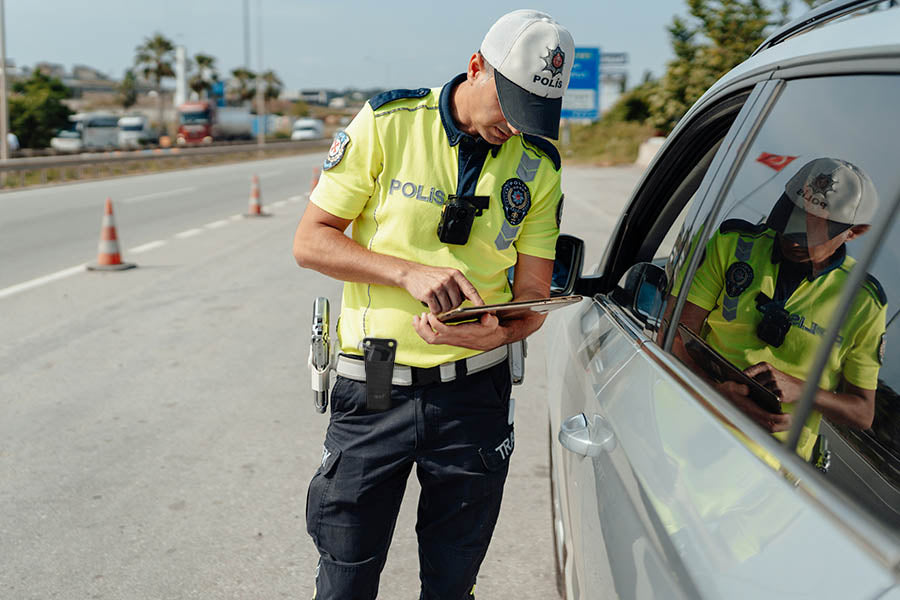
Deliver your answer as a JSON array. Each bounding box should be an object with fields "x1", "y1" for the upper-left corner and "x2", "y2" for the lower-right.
[{"x1": 0, "y1": 153, "x2": 640, "y2": 598}]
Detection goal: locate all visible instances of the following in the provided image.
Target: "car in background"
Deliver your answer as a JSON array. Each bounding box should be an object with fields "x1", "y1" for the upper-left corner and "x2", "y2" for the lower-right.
[
  {"x1": 76, "y1": 112, "x2": 119, "y2": 149},
  {"x1": 290, "y1": 117, "x2": 324, "y2": 141},
  {"x1": 49, "y1": 128, "x2": 83, "y2": 153},
  {"x1": 117, "y1": 115, "x2": 154, "y2": 148},
  {"x1": 546, "y1": 1, "x2": 900, "y2": 598}
]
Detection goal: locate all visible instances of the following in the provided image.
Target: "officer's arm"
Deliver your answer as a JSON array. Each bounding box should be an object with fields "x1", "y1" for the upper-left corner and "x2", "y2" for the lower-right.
[
  {"x1": 293, "y1": 203, "x2": 484, "y2": 313},
  {"x1": 745, "y1": 361, "x2": 876, "y2": 430},
  {"x1": 813, "y1": 381, "x2": 876, "y2": 430},
  {"x1": 667, "y1": 299, "x2": 709, "y2": 369},
  {"x1": 498, "y1": 252, "x2": 555, "y2": 341}
]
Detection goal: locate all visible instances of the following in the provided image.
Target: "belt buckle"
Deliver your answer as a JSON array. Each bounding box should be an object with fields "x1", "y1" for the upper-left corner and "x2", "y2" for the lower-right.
[{"x1": 412, "y1": 365, "x2": 442, "y2": 386}]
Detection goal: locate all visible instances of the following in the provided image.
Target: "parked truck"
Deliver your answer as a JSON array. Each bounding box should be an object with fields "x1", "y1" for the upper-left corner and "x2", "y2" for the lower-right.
[{"x1": 176, "y1": 101, "x2": 253, "y2": 144}]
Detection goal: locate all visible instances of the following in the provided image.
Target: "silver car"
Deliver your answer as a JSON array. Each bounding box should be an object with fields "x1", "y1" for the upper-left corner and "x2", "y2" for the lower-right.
[{"x1": 547, "y1": 2, "x2": 900, "y2": 598}]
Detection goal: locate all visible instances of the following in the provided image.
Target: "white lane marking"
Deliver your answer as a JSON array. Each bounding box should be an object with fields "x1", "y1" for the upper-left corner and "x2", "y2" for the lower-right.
[
  {"x1": 121, "y1": 186, "x2": 197, "y2": 204},
  {"x1": 229, "y1": 214, "x2": 243, "y2": 221},
  {"x1": 259, "y1": 170, "x2": 283, "y2": 178},
  {"x1": 287, "y1": 195, "x2": 304, "y2": 202},
  {"x1": 128, "y1": 240, "x2": 167, "y2": 254},
  {"x1": 0, "y1": 264, "x2": 86, "y2": 299},
  {"x1": 205, "y1": 219, "x2": 229, "y2": 229},
  {"x1": 271, "y1": 200, "x2": 287, "y2": 208},
  {"x1": 175, "y1": 228, "x2": 204, "y2": 239}
]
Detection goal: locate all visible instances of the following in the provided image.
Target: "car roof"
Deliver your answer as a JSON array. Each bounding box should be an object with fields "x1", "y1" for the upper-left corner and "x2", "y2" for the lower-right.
[{"x1": 690, "y1": 4, "x2": 900, "y2": 113}]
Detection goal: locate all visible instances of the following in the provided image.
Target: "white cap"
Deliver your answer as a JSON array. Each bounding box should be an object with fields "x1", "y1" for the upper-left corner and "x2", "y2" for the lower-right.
[
  {"x1": 480, "y1": 9, "x2": 574, "y2": 139},
  {"x1": 785, "y1": 157, "x2": 878, "y2": 225},
  {"x1": 767, "y1": 157, "x2": 880, "y2": 242}
]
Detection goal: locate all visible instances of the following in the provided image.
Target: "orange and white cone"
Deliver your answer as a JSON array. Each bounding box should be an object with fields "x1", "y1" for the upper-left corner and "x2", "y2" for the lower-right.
[
  {"x1": 245, "y1": 174, "x2": 268, "y2": 217},
  {"x1": 309, "y1": 167, "x2": 320, "y2": 195},
  {"x1": 87, "y1": 197, "x2": 136, "y2": 271}
]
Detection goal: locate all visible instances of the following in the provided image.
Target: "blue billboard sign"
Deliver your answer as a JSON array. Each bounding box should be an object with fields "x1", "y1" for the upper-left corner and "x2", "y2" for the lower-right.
[{"x1": 561, "y1": 47, "x2": 600, "y2": 121}]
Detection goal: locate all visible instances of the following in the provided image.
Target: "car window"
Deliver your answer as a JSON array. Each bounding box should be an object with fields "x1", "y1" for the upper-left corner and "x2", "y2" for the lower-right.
[
  {"x1": 602, "y1": 92, "x2": 752, "y2": 322},
  {"x1": 667, "y1": 74, "x2": 900, "y2": 533},
  {"x1": 827, "y1": 215, "x2": 900, "y2": 530}
]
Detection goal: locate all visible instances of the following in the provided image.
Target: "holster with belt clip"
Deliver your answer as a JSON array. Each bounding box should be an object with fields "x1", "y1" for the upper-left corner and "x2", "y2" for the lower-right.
[{"x1": 362, "y1": 337, "x2": 397, "y2": 411}]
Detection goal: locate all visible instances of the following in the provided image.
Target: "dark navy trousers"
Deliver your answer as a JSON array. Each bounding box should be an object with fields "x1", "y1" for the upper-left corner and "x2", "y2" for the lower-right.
[{"x1": 306, "y1": 360, "x2": 514, "y2": 600}]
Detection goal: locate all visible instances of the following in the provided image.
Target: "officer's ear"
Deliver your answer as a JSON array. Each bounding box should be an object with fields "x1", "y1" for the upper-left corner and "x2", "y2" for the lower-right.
[
  {"x1": 467, "y1": 52, "x2": 490, "y2": 83},
  {"x1": 847, "y1": 224, "x2": 870, "y2": 241}
]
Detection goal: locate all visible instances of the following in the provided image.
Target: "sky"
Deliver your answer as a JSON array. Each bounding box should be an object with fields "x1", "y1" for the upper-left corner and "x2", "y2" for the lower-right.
[{"x1": 6, "y1": 0, "x2": 683, "y2": 93}]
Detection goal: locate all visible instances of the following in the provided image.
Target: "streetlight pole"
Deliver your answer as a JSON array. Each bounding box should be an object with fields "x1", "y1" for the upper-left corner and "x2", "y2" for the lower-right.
[
  {"x1": 0, "y1": 0, "x2": 9, "y2": 162},
  {"x1": 255, "y1": 0, "x2": 265, "y2": 148},
  {"x1": 243, "y1": 0, "x2": 250, "y2": 70}
]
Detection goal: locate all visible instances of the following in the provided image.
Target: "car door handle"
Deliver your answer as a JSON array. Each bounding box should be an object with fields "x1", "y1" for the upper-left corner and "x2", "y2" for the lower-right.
[{"x1": 558, "y1": 413, "x2": 616, "y2": 457}]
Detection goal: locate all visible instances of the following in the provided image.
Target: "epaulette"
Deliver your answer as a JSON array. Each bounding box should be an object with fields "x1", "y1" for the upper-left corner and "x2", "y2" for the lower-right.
[
  {"x1": 718, "y1": 219, "x2": 768, "y2": 236},
  {"x1": 862, "y1": 273, "x2": 887, "y2": 306},
  {"x1": 368, "y1": 88, "x2": 430, "y2": 110},
  {"x1": 522, "y1": 134, "x2": 561, "y2": 171}
]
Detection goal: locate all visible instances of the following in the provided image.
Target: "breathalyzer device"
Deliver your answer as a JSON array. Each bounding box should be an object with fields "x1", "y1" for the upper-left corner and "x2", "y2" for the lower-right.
[{"x1": 309, "y1": 297, "x2": 331, "y2": 413}]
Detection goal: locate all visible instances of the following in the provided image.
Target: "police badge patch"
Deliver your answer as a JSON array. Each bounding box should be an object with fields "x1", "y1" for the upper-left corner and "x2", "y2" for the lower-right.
[
  {"x1": 724, "y1": 261, "x2": 754, "y2": 297},
  {"x1": 323, "y1": 130, "x2": 350, "y2": 170},
  {"x1": 878, "y1": 333, "x2": 886, "y2": 365},
  {"x1": 501, "y1": 178, "x2": 531, "y2": 226}
]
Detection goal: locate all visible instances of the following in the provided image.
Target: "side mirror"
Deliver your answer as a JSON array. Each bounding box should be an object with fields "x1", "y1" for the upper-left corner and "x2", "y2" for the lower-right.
[
  {"x1": 551, "y1": 234, "x2": 585, "y2": 297},
  {"x1": 618, "y1": 262, "x2": 668, "y2": 327}
]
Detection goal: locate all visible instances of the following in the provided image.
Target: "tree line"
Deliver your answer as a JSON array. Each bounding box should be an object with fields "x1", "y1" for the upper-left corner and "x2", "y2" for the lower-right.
[
  {"x1": 595, "y1": 0, "x2": 825, "y2": 136},
  {"x1": 10, "y1": 31, "x2": 286, "y2": 149}
]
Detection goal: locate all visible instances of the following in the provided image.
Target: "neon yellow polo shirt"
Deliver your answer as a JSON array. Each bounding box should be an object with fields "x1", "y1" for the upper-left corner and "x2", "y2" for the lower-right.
[
  {"x1": 310, "y1": 74, "x2": 563, "y2": 368},
  {"x1": 686, "y1": 220, "x2": 887, "y2": 459}
]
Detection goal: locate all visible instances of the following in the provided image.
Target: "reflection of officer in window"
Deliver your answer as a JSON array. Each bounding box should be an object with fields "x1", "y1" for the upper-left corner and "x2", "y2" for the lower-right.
[{"x1": 671, "y1": 157, "x2": 887, "y2": 461}]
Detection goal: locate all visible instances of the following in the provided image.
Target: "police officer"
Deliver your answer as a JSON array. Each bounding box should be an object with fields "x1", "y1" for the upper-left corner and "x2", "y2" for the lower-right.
[
  {"x1": 670, "y1": 157, "x2": 887, "y2": 461},
  {"x1": 292, "y1": 10, "x2": 573, "y2": 599}
]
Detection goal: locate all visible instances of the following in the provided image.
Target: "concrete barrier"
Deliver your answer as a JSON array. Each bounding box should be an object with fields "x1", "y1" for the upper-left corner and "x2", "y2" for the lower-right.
[{"x1": 635, "y1": 136, "x2": 666, "y2": 169}]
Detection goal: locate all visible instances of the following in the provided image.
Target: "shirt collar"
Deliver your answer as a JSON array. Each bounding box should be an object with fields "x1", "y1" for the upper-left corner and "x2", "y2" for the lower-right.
[
  {"x1": 770, "y1": 235, "x2": 847, "y2": 281},
  {"x1": 439, "y1": 73, "x2": 469, "y2": 146}
]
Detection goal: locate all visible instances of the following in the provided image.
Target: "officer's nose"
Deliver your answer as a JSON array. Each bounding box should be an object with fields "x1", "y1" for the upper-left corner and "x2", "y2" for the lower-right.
[{"x1": 506, "y1": 122, "x2": 521, "y2": 136}]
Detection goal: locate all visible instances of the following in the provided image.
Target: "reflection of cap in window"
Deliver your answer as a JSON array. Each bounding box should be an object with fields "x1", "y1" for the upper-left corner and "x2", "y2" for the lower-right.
[{"x1": 767, "y1": 157, "x2": 879, "y2": 239}]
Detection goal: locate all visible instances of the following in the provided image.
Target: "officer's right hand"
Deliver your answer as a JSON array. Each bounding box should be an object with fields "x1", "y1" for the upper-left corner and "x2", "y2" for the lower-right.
[
  {"x1": 402, "y1": 265, "x2": 484, "y2": 314},
  {"x1": 716, "y1": 380, "x2": 793, "y2": 433}
]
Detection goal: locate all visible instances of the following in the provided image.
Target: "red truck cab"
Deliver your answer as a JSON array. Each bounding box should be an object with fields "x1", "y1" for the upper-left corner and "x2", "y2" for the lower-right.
[{"x1": 176, "y1": 101, "x2": 214, "y2": 144}]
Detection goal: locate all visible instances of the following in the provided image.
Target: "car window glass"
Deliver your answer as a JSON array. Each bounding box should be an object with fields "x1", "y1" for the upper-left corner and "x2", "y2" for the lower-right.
[
  {"x1": 666, "y1": 75, "x2": 900, "y2": 532},
  {"x1": 827, "y1": 216, "x2": 900, "y2": 531}
]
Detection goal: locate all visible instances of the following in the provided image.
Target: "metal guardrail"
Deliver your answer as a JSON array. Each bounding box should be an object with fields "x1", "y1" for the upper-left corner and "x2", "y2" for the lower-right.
[{"x1": 0, "y1": 139, "x2": 331, "y2": 189}]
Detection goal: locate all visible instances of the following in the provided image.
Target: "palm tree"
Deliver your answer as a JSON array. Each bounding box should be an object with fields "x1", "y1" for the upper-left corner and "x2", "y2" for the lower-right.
[
  {"x1": 134, "y1": 33, "x2": 175, "y2": 134},
  {"x1": 260, "y1": 69, "x2": 284, "y2": 111},
  {"x1": 189, "y1": 53, "x2": 218, "y2": 98},
  {"x1": 229, "y1": 68, "x2": 256, "y2": 104}
]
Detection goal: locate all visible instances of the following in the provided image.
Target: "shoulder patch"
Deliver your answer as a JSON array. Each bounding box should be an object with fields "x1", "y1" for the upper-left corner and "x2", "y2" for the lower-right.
[
  {"x1": 522, "y1": 134, "x2": 561, "y2": 171},
  {"x1": 718, "y1": 219, "x2": 768, "y2": 236},
  {"x1": 863, "y1": 273, "x2": 887, "y2": 306},
  {"x1": 368, "y1": 87, "x2": 430, "y2": 110}
]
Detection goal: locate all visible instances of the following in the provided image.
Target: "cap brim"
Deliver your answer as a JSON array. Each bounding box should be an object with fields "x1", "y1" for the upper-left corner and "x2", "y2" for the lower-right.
[
  {"x1": 494, "y1": 71, "x2": 561, "y2": 139},
  {"x1": 767, "y1": 193, "x2": 853, "y2": 240}
]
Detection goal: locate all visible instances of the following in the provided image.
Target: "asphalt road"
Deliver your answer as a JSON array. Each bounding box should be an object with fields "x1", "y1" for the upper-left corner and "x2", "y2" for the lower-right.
[{"x1": 0, "y1": 155, "x2": 641, "y2": 599}]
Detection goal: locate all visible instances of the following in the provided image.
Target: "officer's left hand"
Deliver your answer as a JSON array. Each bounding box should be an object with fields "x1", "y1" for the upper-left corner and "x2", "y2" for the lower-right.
[
  {"x1": 743, "y1": 362, "x2": 805, "y2": 404},
  {"x1": 413, "y1": 311, "x2": 504, "y2": 350}
]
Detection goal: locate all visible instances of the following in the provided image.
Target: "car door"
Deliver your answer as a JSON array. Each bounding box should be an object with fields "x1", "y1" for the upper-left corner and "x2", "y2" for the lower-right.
[
  {"x1": 548, "y1": 80, "x2": 773, "y2": 599},
  {"x1": 552, "y1": 71, "x2": 900, "y2": 599}
]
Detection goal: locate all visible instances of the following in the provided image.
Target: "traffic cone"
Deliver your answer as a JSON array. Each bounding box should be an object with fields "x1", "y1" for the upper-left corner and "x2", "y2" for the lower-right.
[
  {"x1": 309, "y1": 167, "x2": 320, "y2": 195},
  {"x1": 245, "y1": 174, "x2": 268, "y2": 217},
  {"x1": 87, "y1": 197, "x2": 136, "y2": 271}
]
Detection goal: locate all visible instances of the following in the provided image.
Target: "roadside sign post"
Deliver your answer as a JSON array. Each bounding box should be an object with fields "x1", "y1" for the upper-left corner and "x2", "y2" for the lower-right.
[{"x1": 561, "y1": 47, "x2": 601, "y2": 122}]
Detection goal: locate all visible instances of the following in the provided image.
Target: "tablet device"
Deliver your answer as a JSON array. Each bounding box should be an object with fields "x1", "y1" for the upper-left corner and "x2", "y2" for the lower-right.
[
  {"x1": 437, "y1": 295, "x2": 583, "y2": 323},
  {"x1": 677, "y1": 324, "x2": 782, "y2": 414}
]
